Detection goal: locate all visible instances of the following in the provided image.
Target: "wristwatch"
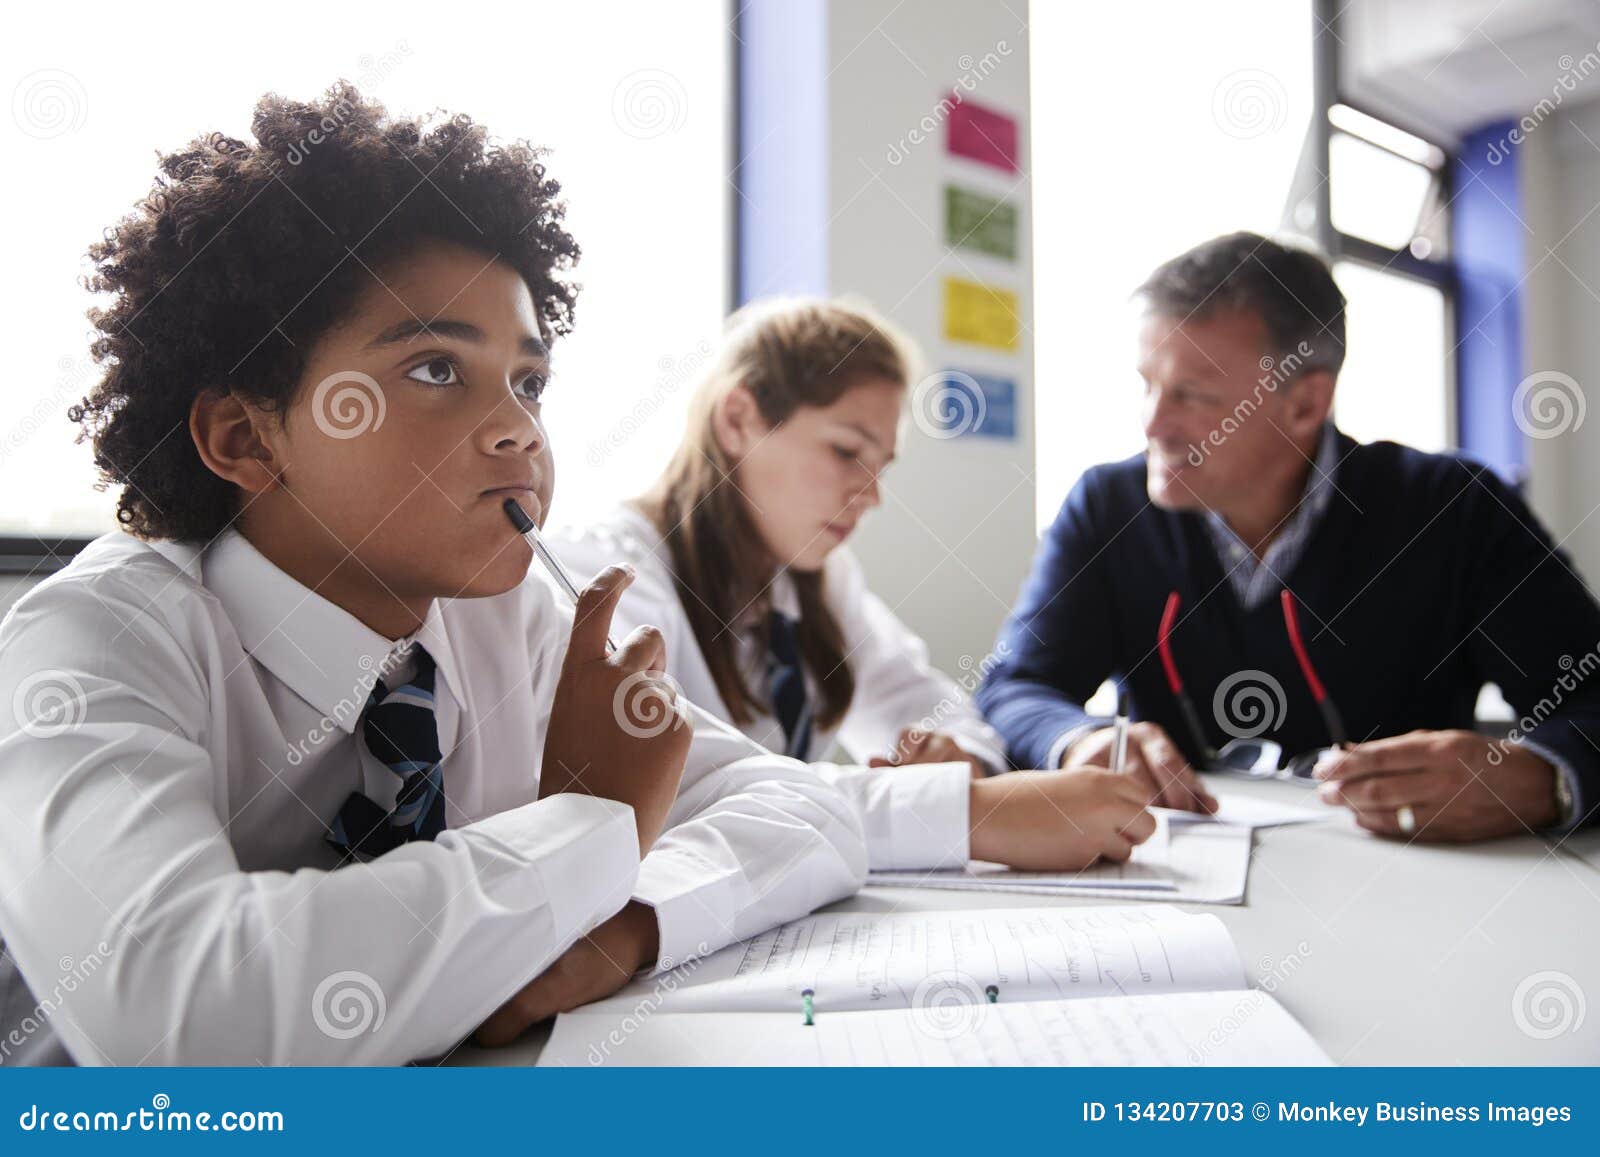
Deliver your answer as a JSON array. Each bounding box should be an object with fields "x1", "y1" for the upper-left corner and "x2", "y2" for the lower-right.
[{"x1": 1553, "y1": 770, "x2": 1576, "y2": 829}]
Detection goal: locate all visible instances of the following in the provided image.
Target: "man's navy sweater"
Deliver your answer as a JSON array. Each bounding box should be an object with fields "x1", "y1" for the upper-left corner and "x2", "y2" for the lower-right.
[{"x1": 975, "y1": 429, "x2": 1600, "y2": 827}]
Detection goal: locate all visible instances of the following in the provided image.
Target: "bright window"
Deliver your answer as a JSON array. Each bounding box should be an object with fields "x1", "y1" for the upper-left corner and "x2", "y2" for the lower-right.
[
  {"x1": 1329, "y1": 132, "x2": 1437, "y2": 250},
  {"x1": 1029, "y1": 0, "x2": 1315, "y2": 531},
  {"x1": 2, "y1": 0, "x2": 730, "y2": 543},
  {"x1": 1326, "y1": 102, "x2": 1448, "y2": 257},
  {"x1": 1330, "y1": 261, "x2": 1451, "y2": 452}
]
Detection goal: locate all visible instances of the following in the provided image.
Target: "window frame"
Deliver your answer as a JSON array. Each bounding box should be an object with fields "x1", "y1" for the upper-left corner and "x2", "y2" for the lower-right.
[
  {"x1": 0, "y1": 535, "x2": 98, "y2": 576},
  {"x1": 1295, "y1": 0, "x2": 1460, "y2": 449}
]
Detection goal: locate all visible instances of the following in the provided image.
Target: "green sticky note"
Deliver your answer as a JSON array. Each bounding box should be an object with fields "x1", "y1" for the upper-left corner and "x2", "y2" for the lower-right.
[{"x1": 945, "y1": 185, "x2": 1018, "y2": 261}]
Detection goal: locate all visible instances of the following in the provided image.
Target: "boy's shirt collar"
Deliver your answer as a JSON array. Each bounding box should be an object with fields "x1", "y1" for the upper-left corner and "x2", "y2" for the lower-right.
[{"x1": 199, "y1": 528, "x2": 463, "y2": 732}]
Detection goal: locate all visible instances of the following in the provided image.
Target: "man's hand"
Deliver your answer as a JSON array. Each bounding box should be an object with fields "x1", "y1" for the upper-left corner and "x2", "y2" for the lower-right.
[
  {"x1": 1314, "y1": 729, "x2": 1560, "y2": 841},
  {"x1": 968, "y1": 769, "x2": 1158, "y2": 870},
  {"x1": 472, "y1": 901, "x2": 661, "y2": 1048},
  {"x1": 869, "y1": 727, "x2": 988, "y2": 780},
  {"x1": 540, "y1": 565, "x2": 693, "y2": 854},
  {"x1": 1062, "y1": 721, "x2": 1218, "y2": 813}
]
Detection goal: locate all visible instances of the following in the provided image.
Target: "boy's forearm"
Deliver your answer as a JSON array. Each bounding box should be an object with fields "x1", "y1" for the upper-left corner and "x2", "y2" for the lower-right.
[
  {"x1": 612, "y1": 900, "x2": 662, "y2": 972},
  {"x1": 635, "y1": 750, "x2": 868, "y2": 969}
]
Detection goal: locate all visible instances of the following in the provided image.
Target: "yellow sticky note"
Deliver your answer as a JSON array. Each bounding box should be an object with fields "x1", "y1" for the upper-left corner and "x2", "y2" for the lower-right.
[{"x1": 942, "y1": 277, "x2": 1020, "y2": 351}]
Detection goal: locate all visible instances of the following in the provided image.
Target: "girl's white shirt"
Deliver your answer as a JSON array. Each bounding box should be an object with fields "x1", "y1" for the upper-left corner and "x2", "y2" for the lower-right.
[{"x1": 553, "y1": 504, "x2": 1011, "y2": 872}]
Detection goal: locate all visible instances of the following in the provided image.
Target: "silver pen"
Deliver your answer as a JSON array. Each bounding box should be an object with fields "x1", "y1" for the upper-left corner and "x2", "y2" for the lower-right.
[
  {"x1": 503, "y1": 497, "x2": 619, "y2": 651},
  {"x1": 1111, "y1": 688, "x2": 1130, "y2": 774},
  {"x1": 502, "y1": 498, "x2": 750, "y2": 743}
]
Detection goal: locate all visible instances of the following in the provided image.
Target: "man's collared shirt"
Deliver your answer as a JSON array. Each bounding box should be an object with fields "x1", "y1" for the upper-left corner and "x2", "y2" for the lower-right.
[{"x1": 1204, "y1": 422, "x2": 1341, "y2": 610}]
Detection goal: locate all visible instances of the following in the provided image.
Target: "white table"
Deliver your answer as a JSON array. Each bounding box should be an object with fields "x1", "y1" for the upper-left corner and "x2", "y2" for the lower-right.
[{"x1": 452, "y1": 774, "x2": 1600, "y2": 1065}]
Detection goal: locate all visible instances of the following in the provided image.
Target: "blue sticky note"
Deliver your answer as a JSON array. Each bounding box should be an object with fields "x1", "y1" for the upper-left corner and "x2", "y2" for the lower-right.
[{"x1": 916, "y1": 370, "x2": 1017, "y2": 440}]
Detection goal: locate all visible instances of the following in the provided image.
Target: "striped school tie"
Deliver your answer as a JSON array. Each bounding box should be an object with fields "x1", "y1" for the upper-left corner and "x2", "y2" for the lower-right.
[
  {"x1": 327, "y1": 646, "x2": 448, "y2": 862},
  {"x1": 766, "y1": 610, "x2": 813, "y2": 760}
]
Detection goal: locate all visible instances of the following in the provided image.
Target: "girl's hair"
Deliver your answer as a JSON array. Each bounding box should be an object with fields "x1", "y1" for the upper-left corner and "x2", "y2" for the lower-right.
[{"x1": 639, "y1": 297, "x2": 916, "y2": 730}]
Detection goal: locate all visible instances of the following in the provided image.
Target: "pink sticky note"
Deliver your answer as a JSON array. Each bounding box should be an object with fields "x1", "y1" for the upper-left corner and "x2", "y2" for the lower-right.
[{"x1": 946, "y1": 97, "x2": 1020, "y2": 173}]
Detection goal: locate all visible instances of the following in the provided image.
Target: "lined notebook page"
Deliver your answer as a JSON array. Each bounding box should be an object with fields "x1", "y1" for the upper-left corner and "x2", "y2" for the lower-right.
[
  {"x1": 587, "y1": 905, "x2": 1244, "y2": 1016},
  {"x1": 542, "y1": 991, "x2": 1331, "y2": 1067}
]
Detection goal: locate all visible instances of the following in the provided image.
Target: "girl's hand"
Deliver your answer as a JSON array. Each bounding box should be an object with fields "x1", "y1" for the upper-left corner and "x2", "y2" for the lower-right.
[
  {"x1": 869, "y1": 727, "x2": 987, "y2": 779},
  {"x1": 968, "y1": 769, "x2": 1158, "y2": 870}
]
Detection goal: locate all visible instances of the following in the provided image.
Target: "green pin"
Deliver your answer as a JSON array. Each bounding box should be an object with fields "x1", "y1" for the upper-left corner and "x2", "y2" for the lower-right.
[
  {"x1": 801, "y1": 988, "x2": 815, "y2": 1026},
  {"x1": 985, "y1": 985, "x2": 999, "y2": 1004}
]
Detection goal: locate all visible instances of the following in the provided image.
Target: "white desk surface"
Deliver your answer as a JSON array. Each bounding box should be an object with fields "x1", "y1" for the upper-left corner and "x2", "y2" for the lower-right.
[{"x1": 450, "y1": 774, "x2": 1600, "y2": 1066}]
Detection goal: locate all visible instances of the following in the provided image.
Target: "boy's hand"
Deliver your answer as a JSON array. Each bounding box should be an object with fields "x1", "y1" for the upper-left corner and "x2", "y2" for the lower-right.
[
  {"x1": 540, "y1": 564, "x2": 692, "y2": 853},
  {"x1": 869, "y1": 727, "x2": 988, "y2": 779},
  {"x1": 471, "y1": 901, "x2": 660, "y2": 1048},
  {"x1": 968, "y1": 769, "x2": 1157, "y2": 870}
]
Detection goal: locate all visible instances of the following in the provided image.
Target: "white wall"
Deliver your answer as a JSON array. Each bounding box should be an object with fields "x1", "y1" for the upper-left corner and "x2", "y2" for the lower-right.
[
  {"x1": 819, "y1": 0, "x2": 1036, "y2": 675},
  {"x1": 1523, "y1": 96, "x2": 1600, "y2": 585}
]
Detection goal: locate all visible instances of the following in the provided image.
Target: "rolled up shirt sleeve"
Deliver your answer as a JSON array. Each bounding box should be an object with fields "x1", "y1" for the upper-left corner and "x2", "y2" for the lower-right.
[{"x1": 806, "y1": 759, "x2": 971, "y2": 870}]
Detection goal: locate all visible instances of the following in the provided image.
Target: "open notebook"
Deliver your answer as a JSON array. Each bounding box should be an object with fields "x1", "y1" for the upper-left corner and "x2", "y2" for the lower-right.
[
  {"x1": 540, "y1": 905, "x2": 1329, "y2": 1066},
  {"x1": 868, "y1": 822, "x2": 1252, "y2": 903},
  {"x1": 867, "y1": 796, "x2": 1327, "y2": 904}
]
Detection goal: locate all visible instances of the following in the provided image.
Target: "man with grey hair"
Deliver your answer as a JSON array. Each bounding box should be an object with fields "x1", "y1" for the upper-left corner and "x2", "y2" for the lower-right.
[{"x1": 977, "y1": 231, "x2": 1600, "y2": 841}]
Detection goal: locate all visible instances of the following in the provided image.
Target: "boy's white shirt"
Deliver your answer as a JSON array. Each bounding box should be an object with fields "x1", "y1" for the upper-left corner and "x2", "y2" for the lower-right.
[
  {"x1": 551, "y1": 504, "x2": 1009, "y2": 874},
  {"x1": 0, "y1": 529, "x2": 866, "y2": 1066}
]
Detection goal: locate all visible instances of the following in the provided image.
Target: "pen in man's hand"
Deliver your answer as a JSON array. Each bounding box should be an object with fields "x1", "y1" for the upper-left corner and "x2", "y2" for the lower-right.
[{"x1": 1111, "y1": 688, "x2": 1130, "y2": 775}]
